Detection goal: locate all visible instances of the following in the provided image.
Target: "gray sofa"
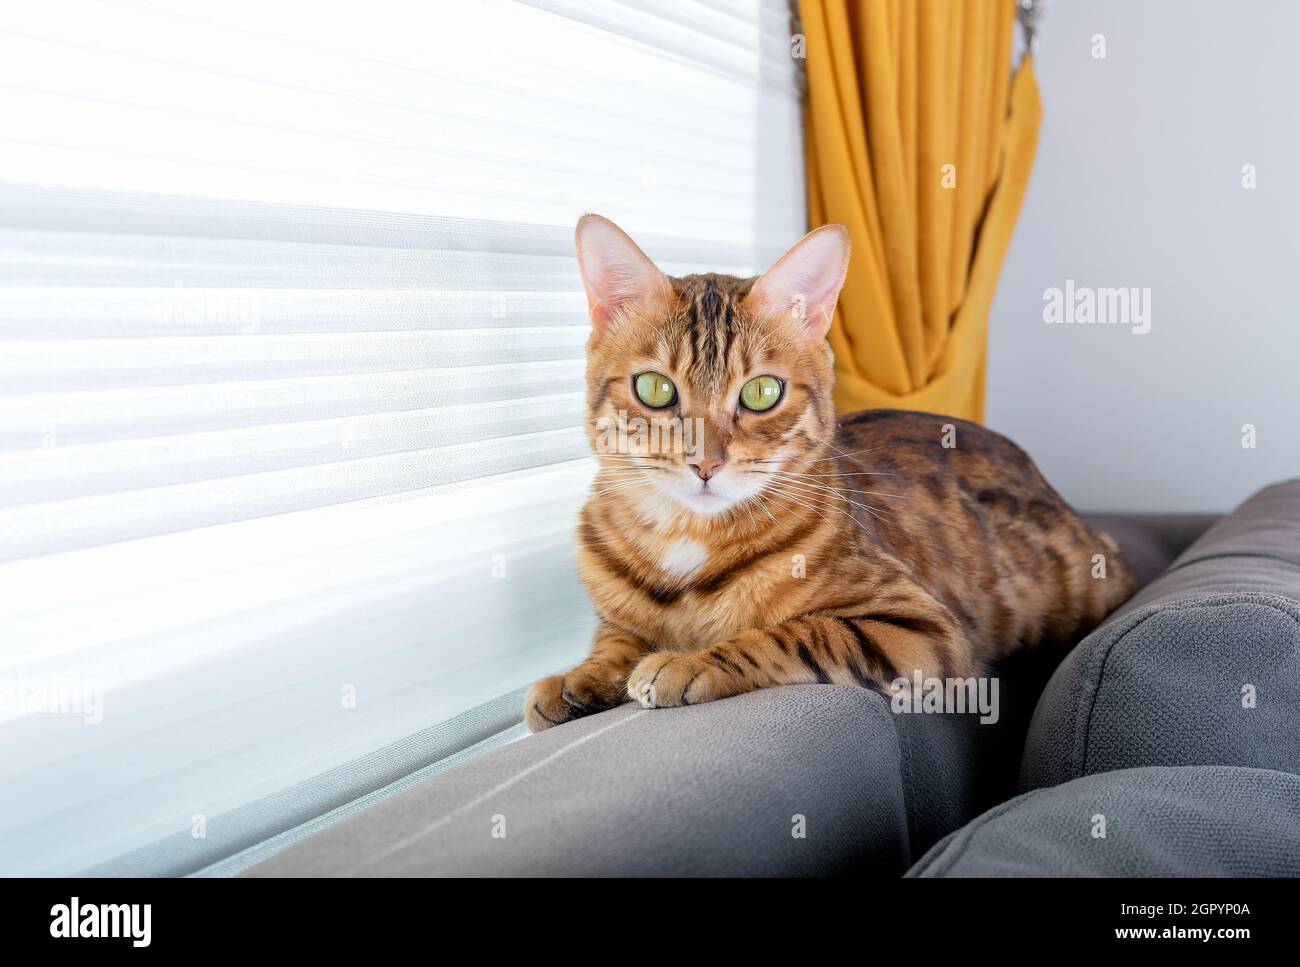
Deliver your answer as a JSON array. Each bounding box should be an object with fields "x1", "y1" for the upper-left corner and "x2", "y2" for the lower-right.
[
  {"x1": 244, "y1": 482, "x2": 1299, "y2": 877},
  {"x1": 915, "y1": 479, "x2": 1300, "y2": 876}
]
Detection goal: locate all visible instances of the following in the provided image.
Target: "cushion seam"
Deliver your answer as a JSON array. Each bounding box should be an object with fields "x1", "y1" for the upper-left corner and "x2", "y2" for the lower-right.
[
  {"x1": 1076, "y1": 608, "x2": 1165, "y2": 779},
  {"x1": 914, "y1": 789, "x2": 1040, "y2": 876},
  {"x1": 866, "y1": 694, "x2": 915, "y2": 863},
  {"x1": 1162, "y1": 549, "x2": 1300, "y2": 577}
]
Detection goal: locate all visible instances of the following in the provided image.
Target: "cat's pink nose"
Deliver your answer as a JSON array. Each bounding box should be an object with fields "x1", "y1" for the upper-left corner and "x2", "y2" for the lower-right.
[{"x1": 689, "y1": 456, "x2": 725, "y2": 481}]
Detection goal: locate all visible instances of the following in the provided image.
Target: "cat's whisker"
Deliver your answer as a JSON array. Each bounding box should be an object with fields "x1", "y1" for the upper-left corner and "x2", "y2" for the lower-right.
[
  {"x1": 766, "y1": 433, "x2": 887, "y2": 469},
  {"x1": 766, "y1": 471, "x2": 914, "y2": 501},
  {"x1": 762, "y1": 484, "x2": 866, "y2": 534},
  {"x1": 750, "y1": 320, "x2": 784, "y2": 360},
  {"x1": 743, "y1": 491, "x2": 780, "y2": 527},
  {"x1": 746, "y1": 491, "x2": 783, "y2": 527},
  {"x1": 779, "y1": 491, "x2": 892, "y2": 530},
  {"x1": 767, "y1": 477, "x2": 888, "y2": 499},
  {"x1": 769, "y1": 488, "x2": 886, "y2": 536},
  {"x1": 756, "y1": 464, "x2": 908, "y2": 502},
  {"x1": 754, "y1": 462, "x2": 896, "y2": 477},
  {"x1": 597, "y1": 459, "x2": 671, "y2": 473},
  {"x1": 590, "y1": 482, "x2": 655, "y2": 500},
  {"x1": 764, "y1": 477, "x2": 898, "y2": 525},
  {"x1": 589, "y1": 473, "x2": 657, "y2": 494},
  {"x1": 759, "y1": 480, "x2": 832, "y2": 517},
  {"x1": 757, "y1": 487, "x2": 820, "y2": 525},
  {"x1": 758, "y1": 314, "x2": 793, "y2": 353},
  {"x1": 776, "y1": 479, "x2": 900, "y2": 522},
  {"x1": 591, "y1": 473, "x2": 651, "y2": 486},
  {"x1": 740, "y1": 458, "x2": 895, "y2": 477},
  {"x1": 820, "y1": 442, "x2": 886, "y2": 461}
]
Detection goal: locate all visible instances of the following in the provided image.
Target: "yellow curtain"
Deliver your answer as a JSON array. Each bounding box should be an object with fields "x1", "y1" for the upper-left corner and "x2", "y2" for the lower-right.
[{"x1": 801, "y1": 0, "x2": 1042, "y2": 422}]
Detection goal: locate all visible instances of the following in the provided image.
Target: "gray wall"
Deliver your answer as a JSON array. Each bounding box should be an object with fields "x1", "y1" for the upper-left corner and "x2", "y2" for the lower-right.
[{"x1": 987, "y1": 0, "x2": 1298, "y2": 512}]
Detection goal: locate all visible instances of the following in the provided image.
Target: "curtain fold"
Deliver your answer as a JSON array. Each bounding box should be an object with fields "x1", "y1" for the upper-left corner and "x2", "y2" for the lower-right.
[{"x1": 802, "y1": 0, "x2": 1041, "y2": 421}]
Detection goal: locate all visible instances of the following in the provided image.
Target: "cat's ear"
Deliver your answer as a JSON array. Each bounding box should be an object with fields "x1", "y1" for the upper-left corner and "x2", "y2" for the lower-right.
[
  {"x1": 744, "y1": 224, "x2": 851, "y2": 341},
  {"x1": 574, "y1": 214, "x2": 672, "y2": 335}
]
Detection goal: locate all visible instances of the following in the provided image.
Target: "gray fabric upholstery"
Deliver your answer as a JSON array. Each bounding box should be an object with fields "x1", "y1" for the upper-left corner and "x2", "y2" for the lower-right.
[
  {"x1": 241, "y1": 654, "x2": 1147, "y2": 877},
  {"x1": 1082, "y1": 512, "x2": 1214, "y2": 589},
  {"x1": 245, "y1": 685, "x2": 912, "y2": 876},
  {"x1": 900, "y1": 512, "x2": 1188, "y2": 836},
  {"x1": 241, "y1": 671, "x2": 1099, "y2": 877},
  {"x1": 1022, "y1": 480, "x2": 1300, "y2": 792},
  {"x1": 922, "y1": 484, "x2": 1300, "y2": 878},
  {"x1": 241, "y1": 513, "x2": 1193, "y2": 877},
  {"x1": 908, "y1": 765, "x2": 1300, "y2": 877}
]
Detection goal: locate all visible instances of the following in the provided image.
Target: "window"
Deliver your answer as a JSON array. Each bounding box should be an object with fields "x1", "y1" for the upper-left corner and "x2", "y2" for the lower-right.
[{"x1": 0, "y1": 0, "x2": 804, "y2": 873}]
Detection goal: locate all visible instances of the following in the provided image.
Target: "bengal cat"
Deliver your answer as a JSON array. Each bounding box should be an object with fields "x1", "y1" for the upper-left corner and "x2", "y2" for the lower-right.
[{"x1": 523, "y1": 214, "x2": 1135, "y2": 732}]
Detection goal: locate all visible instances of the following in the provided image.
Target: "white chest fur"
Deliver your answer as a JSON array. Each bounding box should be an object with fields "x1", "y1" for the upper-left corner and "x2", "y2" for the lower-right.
[{"x1": 657, "y1": 538, "x2": 709, "y2": 577}]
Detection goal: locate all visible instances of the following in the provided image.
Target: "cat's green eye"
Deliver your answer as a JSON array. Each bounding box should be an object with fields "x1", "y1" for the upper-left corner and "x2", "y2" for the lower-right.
[
  {"x1": 739, "y1": 375, "x2": 783, "y2": 412},
  {"x1": 634, "y1": 371, "x2": 677, "y2": 408}
]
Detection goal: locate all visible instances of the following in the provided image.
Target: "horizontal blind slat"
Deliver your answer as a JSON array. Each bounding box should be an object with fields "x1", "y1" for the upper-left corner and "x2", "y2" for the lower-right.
[
  {"x1": 0, "y1": 361, "x2": 588, "y2": 447},
  {"x1": 0, "y1": 0, "x2": 804, "y2": 873},
  {"x1": 0, "y1": 329, "x2": 590, "y2": 391},
  {"x1": 0, "y1": 428, "x2": 591, "y2": 560},
  {"x1": 0, "y1": 396, "x2": 587, "y2": 504}
]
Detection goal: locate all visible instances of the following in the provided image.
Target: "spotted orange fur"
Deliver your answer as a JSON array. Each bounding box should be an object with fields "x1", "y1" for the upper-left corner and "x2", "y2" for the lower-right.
[{"x1": 524, "y1": 215, "x2": 1135, "y2": 732}]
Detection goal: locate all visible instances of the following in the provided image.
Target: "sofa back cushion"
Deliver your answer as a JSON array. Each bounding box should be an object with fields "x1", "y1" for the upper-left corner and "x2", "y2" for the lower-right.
[
  {"x1": 911, "y1": 765, "x2": 1300, "y2": 877},
  {"x1": 1021, "y1": 480, "x2": 1300, "y2": 791}
]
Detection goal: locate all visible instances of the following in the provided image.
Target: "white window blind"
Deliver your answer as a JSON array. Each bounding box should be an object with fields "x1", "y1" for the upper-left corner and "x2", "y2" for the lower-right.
[{"x1": 0, "y1": 0, "x2": 805, "y2": 874}]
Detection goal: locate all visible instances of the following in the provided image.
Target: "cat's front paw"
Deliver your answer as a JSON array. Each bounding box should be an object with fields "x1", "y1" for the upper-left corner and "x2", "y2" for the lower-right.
[
  {"x1": 627, "y1": 652, "x2": 725, "y2": 708},
  {"x1": 524, "y1": 668, "x2": 625, "y2": 732}
]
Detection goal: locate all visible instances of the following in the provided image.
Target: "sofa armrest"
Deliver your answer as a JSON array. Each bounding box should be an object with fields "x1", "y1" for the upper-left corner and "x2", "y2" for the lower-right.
[
  {"x1": 243, "y1": 685, "x2": 913, "y2": 876},
  {"x1": 238, "y1": 507, "x2": 1205, "y2": 877}
]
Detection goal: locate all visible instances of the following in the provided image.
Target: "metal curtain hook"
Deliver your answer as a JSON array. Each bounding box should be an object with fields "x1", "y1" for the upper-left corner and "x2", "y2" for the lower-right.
[{"x1": 1018, "y1": 0, "x2": 1045, "y2": 59}]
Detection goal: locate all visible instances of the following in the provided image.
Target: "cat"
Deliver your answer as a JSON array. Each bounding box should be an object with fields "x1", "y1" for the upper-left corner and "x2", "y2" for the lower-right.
[{"x1": 524, "y1": 214, "x2": 1135, "y2": 732}]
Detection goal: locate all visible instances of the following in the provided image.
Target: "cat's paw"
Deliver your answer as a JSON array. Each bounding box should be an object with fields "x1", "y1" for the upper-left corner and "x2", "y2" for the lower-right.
[
  {"x1": 524, "y1": 668, "x2": 625, "y2": 732},
  {"x1": 626, "y1": 652, "x2": 722, "y2": 708}
]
